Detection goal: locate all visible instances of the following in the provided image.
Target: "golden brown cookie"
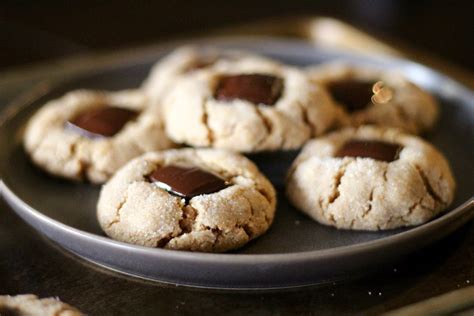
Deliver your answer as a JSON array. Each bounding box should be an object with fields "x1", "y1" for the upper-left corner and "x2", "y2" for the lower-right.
[
  {"x1": 0, "y1": 294, "x2": 84, "y2": 316},
  {"x1": 23, "y1": 89, "x2": 175, "y2": 183},
  {"x1": 97, "y1": 148, "x2": 276, "y2": 252},
  {"x1": 287, "y1": 126, "x2": 455, "y2": 230},
  {"x1": 163, "y1": 56, "x2": 338, "y2": 152},
  {"x1": 307, "y1": 62, "x2": 439, "y2": 134}
]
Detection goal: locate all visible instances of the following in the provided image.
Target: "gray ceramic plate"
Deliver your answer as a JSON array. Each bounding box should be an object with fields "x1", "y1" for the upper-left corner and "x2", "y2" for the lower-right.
[{"x1": 1, "y1": 37, "x2": 473, "y2": 289}]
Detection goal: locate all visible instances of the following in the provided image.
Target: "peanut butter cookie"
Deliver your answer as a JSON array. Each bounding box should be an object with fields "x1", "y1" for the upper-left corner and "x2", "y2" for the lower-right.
[
  {"x1": 0, "y1": 294, "x2": 84, "y2": 316},
  {"x1": 307, "y1": 62, "x2": 439, "y2": 134},
  {"x1": 163, "y1": 56, "x2": 338, "y2": 152},
  {"x1": 23, "y1": 90, "x2": 175, "y2": 183},
  {"x1": 287, "y1": 126, "x2": 455, "y2": 230},
  {"x1": 97, "y1": 148, "x2": 276, "y2": 252}
]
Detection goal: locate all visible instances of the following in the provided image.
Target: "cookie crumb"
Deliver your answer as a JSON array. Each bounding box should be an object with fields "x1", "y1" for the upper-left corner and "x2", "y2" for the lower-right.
[{"x1": 371, "y1": 81, "x2": 393, "y2": 104}]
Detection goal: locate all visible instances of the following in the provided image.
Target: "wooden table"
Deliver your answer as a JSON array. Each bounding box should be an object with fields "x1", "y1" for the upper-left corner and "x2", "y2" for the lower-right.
[{"x1": 0, "y1": 194, "x2": 472, "y2": 314}]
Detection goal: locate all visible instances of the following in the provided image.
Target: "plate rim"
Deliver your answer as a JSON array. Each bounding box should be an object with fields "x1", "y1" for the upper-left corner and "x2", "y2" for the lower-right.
[
  {"x1": 1, "y1": 180, "x2": 473, "y2": 265},
  {"x1": 0, "y1": 35, "x2": 473, "y2": 277}
]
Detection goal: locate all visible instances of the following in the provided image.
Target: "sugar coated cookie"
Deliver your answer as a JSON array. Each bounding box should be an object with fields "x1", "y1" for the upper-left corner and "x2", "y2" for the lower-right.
[
  {"x1": 23, "y1": 89, "x2": 175, "y2": 183},
  {"x1": 307, "y1": 62, "x2": 438, "y2": 134},
  {"x1": 286, "y1": 126, "x2": 455, "y2": 230},
  {"x1": 97, "y1": 148, "x2": 276, "y2": 252},
  {"x1": 163, "y1": 56, "x2": 338, "y2": 152},
  {"x1": 0, "y1": 294, "x2": 84, "y2": 316}
]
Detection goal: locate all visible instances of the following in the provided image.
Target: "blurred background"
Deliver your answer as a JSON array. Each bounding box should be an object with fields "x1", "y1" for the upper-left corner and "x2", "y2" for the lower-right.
[{"x1": 1, "y1": 0, "x2": 473, "y2": 72}]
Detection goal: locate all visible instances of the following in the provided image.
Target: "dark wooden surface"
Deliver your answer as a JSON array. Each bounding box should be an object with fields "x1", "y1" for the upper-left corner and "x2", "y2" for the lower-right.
[
  {"x1": 0, "y1": 196, "x2": 472, "y2": 315},
  {"x1": 1, "y1": 0, "x2": 473, "y2": 71}
]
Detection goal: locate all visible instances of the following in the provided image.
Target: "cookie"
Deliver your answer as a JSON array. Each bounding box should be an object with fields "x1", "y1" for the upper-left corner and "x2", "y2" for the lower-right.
[
  {"x1": 307, "y1": 62, "x2": 439, "y2": 134},
  {"x1": 97, "y1": 148, "x2": 276, "y2": 252},
  {"x1": 286, "y1": 126, "x2": 455, "y2": 230},
  {"x1": 23, "y1": 89, "x2": 175, "y2": 183},
  {"x1": 142, "y1": 46, "x2": 270, "y2": 107},
  {"x1": 0, "y1": 294, "x2": 84, "y2": 316},
  {"x1": 163, "y1": 56, "x2": 338, "y2": 152}
]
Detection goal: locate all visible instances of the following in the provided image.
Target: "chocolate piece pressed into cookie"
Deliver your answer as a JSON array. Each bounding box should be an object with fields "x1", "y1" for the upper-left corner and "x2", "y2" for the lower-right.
[
  {"x1": 214, "y1": 73, "x2": 283, "y2": 105},
  {"x1": 326, "y1": 79, "x2": 375, "y2": 112},
  {"x1": 66, "y1": 106, "x2": 138, "y2": 138},
  {"x1": 148, "y1": 165, "x2": 228, "y2": 199},
  {"x1": 335, "y1": 139, "x2": 402, "y2": 162}
]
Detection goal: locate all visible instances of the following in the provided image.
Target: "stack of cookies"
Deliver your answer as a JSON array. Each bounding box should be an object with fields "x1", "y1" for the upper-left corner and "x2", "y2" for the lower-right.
[{"x1": 23, "y1": 46, "x2": 456, "y2": 252}]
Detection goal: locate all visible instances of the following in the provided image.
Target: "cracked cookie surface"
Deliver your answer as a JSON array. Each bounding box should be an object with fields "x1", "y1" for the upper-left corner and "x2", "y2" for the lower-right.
[
  {"x1": 0, "y1": 294, "x2": 84, "y2": 316},
  {"x1": 307, "y1": 62, "x2": 439, "y2": 134},
  {"x1": 23, "y1": 89, "x2": 175, "y2": 183},
  {"x1": 97, "y1": 148, "x2": 276, "y2": 252},
  {"x1": 286, "y1": 126, "x2": 455, "y2": 230},
  {"x1": 162, "y1": 56, "x2": 338, "y2": 152}
]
